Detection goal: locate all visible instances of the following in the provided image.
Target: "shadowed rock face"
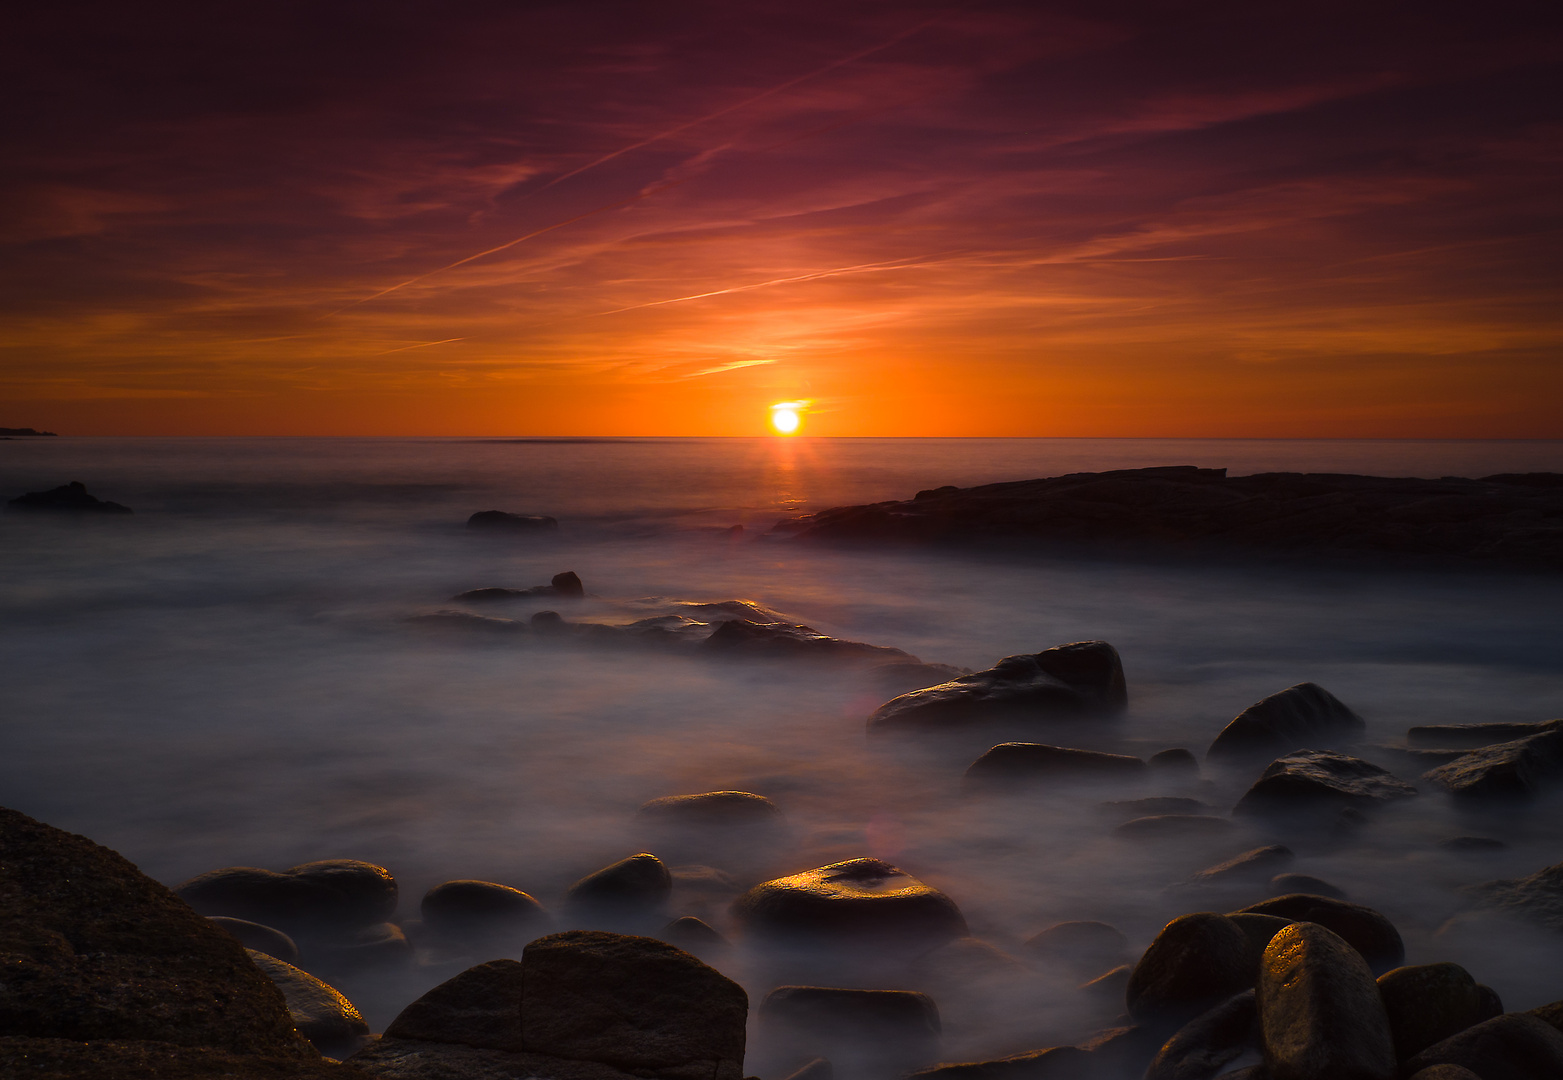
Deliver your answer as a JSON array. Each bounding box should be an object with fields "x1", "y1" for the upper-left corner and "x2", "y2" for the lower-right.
[
  {"x1": 1207, "y1": 683, "x2": 1366, "y2": 763},
  {"x1": 733, "y1": 858, "x2": 967, "y2": 953},
  {"x1": 1127, "y1": 913, "x2": 1254, "y2": 1030},
  {"x1": 868, "y1": 641, "x2": 1126, "y2": 735},
  {"x1": 1233, "y1": 750, "x2": 1418, "y2": 815},
  {"x1": 775, "y1": 466, "x2": 1563, "y2": 570},
  {"x1": 1236, "y1": 894, "x2": 1405, "y2": 973},
  {"x1": 1257, "y1": 922, "x2": 1396, "y2": 1080},
  {"x1": 964, "y1": 743, "x2": 1145, "y2": 788},
  {"x1": 1376, "y1": 962, "x2": 1503, "y2": 1060},
  {"x1": 1402, "y1": 1013, "x2": 1563, "y2": 1079},
  {"x1": 466, "y1": 510, "x2": 558, "y2": 530},
  {"x1": 1466, "y1": 859, "x2": 1563, "y2": 932},
  {"x1": 1423, "y1": 722, "x2": 1563, "y2": 800}
]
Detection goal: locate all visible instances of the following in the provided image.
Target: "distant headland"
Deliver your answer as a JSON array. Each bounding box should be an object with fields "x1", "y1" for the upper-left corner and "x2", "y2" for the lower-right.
[{"x1": 0, "y1": 427, "x2": 57, "y2": 437}]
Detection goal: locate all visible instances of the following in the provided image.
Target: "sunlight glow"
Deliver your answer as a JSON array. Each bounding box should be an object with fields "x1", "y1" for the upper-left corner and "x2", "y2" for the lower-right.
[{"x1": 770, "y1": 401, "x2": 805, "y2": 435}]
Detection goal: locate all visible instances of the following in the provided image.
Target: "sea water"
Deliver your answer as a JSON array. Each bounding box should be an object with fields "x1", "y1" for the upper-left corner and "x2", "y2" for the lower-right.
[{"x1": 3, "y1": 437, "x2": 1562, "y2": 1057}]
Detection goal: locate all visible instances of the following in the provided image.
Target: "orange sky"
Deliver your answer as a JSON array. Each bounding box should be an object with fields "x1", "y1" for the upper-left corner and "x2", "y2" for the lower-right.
[{"x1": 3, "y1": 2, "x2": 1561, "y2": 436}]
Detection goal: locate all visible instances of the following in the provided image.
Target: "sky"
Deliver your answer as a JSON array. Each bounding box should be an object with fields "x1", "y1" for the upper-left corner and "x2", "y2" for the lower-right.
[{"x1": 2, "y1": 0, "x2": 1561, "y2": 436}]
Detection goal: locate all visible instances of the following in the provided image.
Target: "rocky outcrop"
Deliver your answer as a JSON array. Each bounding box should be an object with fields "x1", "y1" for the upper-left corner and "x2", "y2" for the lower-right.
[
  {"x1": 1207, "y1": 683, "x2": 1366, "y2": 763},
  {"x1": 775, "y1": 466, "x2": 1563, "y2": 569},
  {"x1": 963, "y1": 743, "x2": 1145, "y2": 788},
  {"x1": 1233, "y1": 750, "x2": 1417, "y2": 815},
  {"x1": 466, "y1": 510, "x2": 559, "y2": 530},
  {"x1": 733, "y1": 858, "x2": 967, "y2": 953},
  {"x1": 1256, "y1": 921, "x2": 1396, "y2": 1080},
  {"x1": 1408, "y1": 719, "x2": 1563, "y2": 748},
  {"x1": 1423, "y1": 723, "x2": 1563, "y2": 800},
  {"x1": 867, "y1": 642, "x2": 1126, "y2": 735},
  {"x1": 6, "y1": 480, "x2": 132, "y2": 514}
]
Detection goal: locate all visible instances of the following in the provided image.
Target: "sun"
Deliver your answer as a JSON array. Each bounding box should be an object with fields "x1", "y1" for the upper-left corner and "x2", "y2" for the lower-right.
[{"x1": 769, "y1": 401, "x2": 804, "y2": 435}]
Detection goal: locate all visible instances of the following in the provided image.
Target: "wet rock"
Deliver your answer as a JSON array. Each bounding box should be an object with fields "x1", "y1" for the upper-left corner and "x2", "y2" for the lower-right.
[
  {"x1": 1267, "y1": 873, "x2": 1344, "y2": 899},
  {"x1": 1528, "y1": 998, "x2": 1563, "y2": 1034},
  {"x1": 1403, "y1": 1013, "x2": 1563, "y2": 1080},
  {"x1": 1127, "y1": 913, "x2": 1254, "y2": 1029},
  {"x1": 247, "y1": 949, "x2": 370, "y2": 1059},
  {"x1": 872, "y1": 662, "x2": 971, "y2": 696},
  {"x1": 466, "y1": 510, "x2": 559, "y2": 530},
  {"x1": 1192, "y1": 845, "x2": 1295, "y2": 885},
  {"x1": 1423, "y1": 723, "x2": 1563, "y2": 800},
  {"x1": 759, "y1": 986, "x2": 939, "y2": 1074},
  {"x1": 733, "y1": 857, "x2": 967, "y2": 953},
  {"x1": 520, "y1": 930, "x2": 748, "y2": 1080},
  {"x1": 638, "y1": 791, "x2": 780, "y2": 825},
  {"x1": 1236, "y1": 893, "x2": 1404, "y2": 972},
  {"x1": 567, "y1": 853, "x2": 673, "y2": 923},
  {"x1": 1079, "y1": 964, "x2": 1131, "y2": 998},
  {"x1": 1114, "y1": 814, "x2": 1235, "y2": 840},
  {"x1": 533, "y1": 609, "x2": 565, "y2": 629},
  {"x1": 1023, "y1": 920, "x2": 1126, "y2": 969},
  {"x1": 421, "y1": 879, "x2": 551, "y2": 943},
  {"x1": 287, "y1": 859, "x2": 398, "y2": 925},
  {"x1": 1099, "y1": 796, "x2": 1210, "y2": 818},
  {"x1": 0, "y1": 806, "x2": 321, "y2": 1061},
  {"x1": 176, "y1": 858, "x2": 398, "y2": 936},
  {"x1": 1408, "y1": 719, "x2": 1562, "y2": 748},
  {"x1": 1145, "y1": 989, "x2": 1258, "y2": 1080},
  {"x1": 1256, "y1": 921, "x2": 1395, "y2": 1080},
  {"x1": 1233, "y1": 750, "x2": 1417, "y2": 816},
  {"x1": 905, "y1": 1045, "x2": 1088, "y2": 1080},
  {"x1": 964, "y1": 743, "x2": 1145, "y2": 788},
  {"x1": 1377, "y1": 962, "x2": 1502, "y2": 1060},
  {"x1": 1465, "y1": 858, "x2": 1563, "y2": 932},
  {"x1": 1439, "y1": 836, "x2": 1508, "y2": 853},
  {"x1": 1227, "y1": 914, "x2": 1293, "y2": 961},
  {"x1": 384, "y1": 958, "x2": 525, "y2": 1050},
  {"x1": 1206, "y1": 683, "x2": 1365, "y2": 764},
  {"x1": 307, "y1": 920, "x2": 412, "y2": 972},
  {"x1": 454, "y1": 571, "x2": 585, "y2": 602},
  {"x1": 208, "y1": 916, "x2": 300, "y2": 963},
  {"x1": 867, "y1": 641, "x2": 1126, "y2": 735},
  {"x1": 702, "y1": 619, "x2": 916, "y2": 664},
  {"x1": 6, "y1": 480, "x2": 132, "y2": 513},
  {"x1": 660, "y1": 916, "x2": 729, "y2": 956},
  {"x1": 1150, "y1": 748, "x2": 1200, "y2": 775},
  {"x1": 1073, "y1": 1024, "x2": 1165, "y2": 1077}
]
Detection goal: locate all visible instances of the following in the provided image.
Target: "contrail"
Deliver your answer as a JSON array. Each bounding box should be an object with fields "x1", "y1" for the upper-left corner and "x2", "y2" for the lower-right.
[{"x1": 371, "y1": 337, "x2": 466, "y2": 355}]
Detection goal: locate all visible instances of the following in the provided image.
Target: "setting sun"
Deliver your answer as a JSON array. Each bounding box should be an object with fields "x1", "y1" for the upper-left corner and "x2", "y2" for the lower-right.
[{"x1": 770, "y1": 402, "x2": 803, "y2": 435}]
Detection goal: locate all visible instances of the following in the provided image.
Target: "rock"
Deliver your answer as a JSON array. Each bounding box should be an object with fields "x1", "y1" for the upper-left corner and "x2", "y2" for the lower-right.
[
  {"x1": 1256, "y1": 921, "x2": 1395, "y2": 1080},
  {"x1": 1403, "y1": 1013, "x2": 1563, "y2": 1079},
  {"x1": 551, "y1": 571, "x2": 585, "y2": 597},
  {"x1": 1439, "y1": 836, "x2": 1508, "y2": 853},
  {"x1": 1206, "y1": 683, "x2": 1366, "y2": 764},
  {"x1": 1423, "y1": 724, "x2": 1563, "y2": 800},
  {"x1": 867, "y1": 641, "x2": 1126, "y2": 735},
  {"x1": 1267, "y1": 873, "x2": 1345, "y2": 899},
  {"x1": 1145, "y1": 989, "x2": 1258, "y2": 1080},
  {"x1": 307, "y1": 920, "x2": 412, "y2": 972},
  {"x1": 1227, "y1": 914, "x2": 1294, "y2": 960},
  {"x1": 904, "y1": 1046, "x2": 1089, "y2": 1080},
  {"x1": 872, "y1": 662, "x2": 972, "y2": 696},
  {"x1": 454, "y1": 571, "x2": 585, "y2": 602},
  {"x1": 660, "y1": 916, "x2": 729, "y2": 955},
  {"x1": 1528, "y1": 998, "x2": 1563, "y2": 1034},
  {"x1": 520, "y1": 931, "x2": 748, "y2": 1080},
  {"x1": 1023, "y1": 920, "x2": 1126, "y2": 969},
  {"x1": 1079, "y1": 964, "x2": 1131, "y2": 997},
  {"x1": 0, "y1": 805, "x2": 320, "y2": 1061},
  {"x1": 914, "y1": 937, "x2": 1029, "y2": 986},
  {"x1": 1192, "y1": 845, "x2": 1296, "y2": 885},
  {"x1": 702, "y1": 618, "x2": 916, "y2": 664},
  {"x1": 732, "y1": 858, "x2": 967, "y2": 953},
  {"x1": 1113, "y1": 814, "x2": 1235, "y2": 840},
  {"x1": 1408, "y1": 719, "x2": 1562, "y2": 748},
  {"x1": 1149, "y1": 748, "x2": 1200, "y2": 775},
  {"x1": 1127, "y1": 913, "x2": 1255, "y2": 1029},
  {"x1": 1465, "y1": 859, "x2": 1563, "y2": 932},
  {"x1": 638, "y1": 791, "x2": 780, "y2": 825},
  {"x1": 567, "y1": 854, "x2": 673, "y2": 922},
  {"x1": 963, "y1": 743, "x2": 1145, "y2": 788},
  {"x1": 1407, "y1": 1066, "x2": 1483, "y2": 1080},
  {"x1": 247, "y1": 950, "x2": 370, "y2": 1059},
  {"x1": 421, "y1": 879, "x2": 551, "y2": 942},
  {"x1": 1236, "y1": 894, "x2": 1404, "y2": 972},
  {"x1": 384, "y1": 959, "x2": 525, "y2": 1050},
  {"x1": 1072, "y1": 1024, "x2": 1165, "y2": 1077},
  {"x1": 533, "y1": 609, "x2": 565, "y2": 628},
  {"x1": 1233, "y1": 750, "x2": 1417, "y2": 816},
  {"x1": 6, "y1": 480, "x2": 132, "y2": 514},
  {"x1": 1377, "y1": 962, "x2": 1502, "y2": 1059},
  {"x1": 759, "y1": 986, "x2": 939, "y2": 1073},
  {"x1": 466, "y1": 510, "x2": 559, "y2": 530},
  {"x1": 208, "y1": 916, "x2": 300, "y2": 963},
  {"x1": 1099, "y1": 796, "x2": 1210, "y2": 818},
  {"x1": 176, "y1": 860, "x2": 397, "y2": 936}
]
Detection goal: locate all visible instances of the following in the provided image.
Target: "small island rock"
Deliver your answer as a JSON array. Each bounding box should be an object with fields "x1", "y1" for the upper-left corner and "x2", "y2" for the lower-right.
[
  {"x1": 1206, "y1": 683, "x2": 1365, "y2": 764},
  {"x1": 733, "y1": 858, "x2": 966, "y2": 953}
]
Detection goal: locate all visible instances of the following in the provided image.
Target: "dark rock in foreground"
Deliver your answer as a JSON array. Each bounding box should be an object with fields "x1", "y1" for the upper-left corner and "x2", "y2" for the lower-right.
[
  {"x1": 733, "y1": 858, "x2": 967, "y2": 953},
  {"x1": 1233, "y1": 749, "x2": 1417, "y2": 816},
  {"x1": 1207, "y1": 683, "x2": 1366, "y2": 763},
  {"x1": 1127, "y1": 912, "x2": 1254, "y2": 1030},
  {"x1": 759, "y1": 986, "x2": 939, "y2": 1074},
  {"x1": 7, "y1": 480, "x2": 132, "y2": 514},
  {"x1": 776, "y1": 466, "x2": 1563, "y2": 569},
  {"x1": 1377, "y1": 962, "x2": 1502, "y2": 1060},
  {"x1": 246, "y1": 950, "x2": 370, "y2": 1059},
  {"x1": 1144, "y1": 989, "x2": 1258, "y2": 1080},
  {"x1": 1256, "y1": 921, "x2": 1396, "y2": 1080},
  {"x1": 868, "y1": 641, "x2": 1126, "y2": 735},
  {"x1": 1236, "y1": 893, "x2": 1405, "y2": 972},
  {"x1": 1423, "y1": 721, "x2": 1563, "y2": 800},
  {"x1": 1403, "y1": 1013, "x2": 1563, "y2": 1079},
  {"x1": 467, "y1": 510, "x2": 559, "y2": 530}
]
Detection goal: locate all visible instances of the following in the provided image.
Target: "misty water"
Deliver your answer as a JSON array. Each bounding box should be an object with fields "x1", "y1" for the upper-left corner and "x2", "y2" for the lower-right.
[{"x1": 4, "y1": 437, "x2": 1563, "y2": 1070}]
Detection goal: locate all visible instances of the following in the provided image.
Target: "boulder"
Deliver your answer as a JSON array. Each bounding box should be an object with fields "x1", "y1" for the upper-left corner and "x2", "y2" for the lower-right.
[
  {"x1": 660, "y1": 916, "x2": 729, "y2": 956},
  {"x1": 1023, "y1": 920, "x2": 1126, "y2": 969},
  {"x1": 454, "y1": 571, "x2": 585, "y2": 603},
  {"x1": 1191, "y1": 845, "x2": 1295, "y2": 885},
  {"x1": 1268, "y1": 873, "x2": 1344, "y2": 899},
  {"x1": 1376, "y1": 962, "x2": 1502, "y2": 1059},
  {"x1": 208, "y1": 916, "x2": 299, "y2": 963},
  {"x1": 1408, "y1": 719, "x2": 1562, "y2": 748},
  {"x1": 733, "y1": 858, "x2": 966, "y2": 953},
  {"x1": 6, "y1": 480, "x2": 132, "y2": 514},
  {"x1": 567, "y1": 854, "x2": 673, "y2": 922},
  {"x1": 519, "y1": 931, "x2": 748, "y2": 1080},
  {"x1": 420, "y1": 879, "x2": 551, "y2": 942},
  {"x1": 1206, "y1": 683, "x2": 1365, "y2": 763},
  {"x1": 285, "y1": 859, "x2": 398, "y2": 924},
  {"x1": 1235, "y1": 894, "x2": 1404, "y2": 972},
  {"x1": 1465, "y1": 859, "x2": 1563, "y2": 932},
  {"x1": 1256, "y1": 922, "x2": 1395, "y2": 1080},
  {"x1": 246, "y1": 950, "x2": 370, "y2": 1059},
  {"x1": 702, "y1": 619, "x2": 915, "y2": 664},
  {"x1": 963, "y1": 743, "x2": 1145, "y2": 788},
  {"x1": 637, "y1": 791, "x2": 780, "y2": 826},
  {"x1": 1127, "y1": 913, "x2": 1254, "y2": 1029},
  {"x1": 384, "y1": 958, "x2": 525, "y2": 1050},
  {"x1": 1079, "y1": 964, "x2": 1131, "y2": 998},
  {"x1": 306, "y1": 920, "x2": 411, "y2": 972},
  {"x1": 873, "y1": 662, "x2": 972, "y2": 696},
  {"x1": 1149, "y1": 748, "x2": 1200, "y2": 775},
  {"x1": 0, "y1": 805, "x2": 341, "y2": 1070},
  {"x1": 867, "y1": 641, "x2": 1126, "y2": 735},
  {"x1": 176, "y1": 859, "x2": 398, "y2": 936},
  {"x1": 1233, "y1": 750, "x2": 1416, "y2": 816},
  {"x1": 1403, "y1": 1013, "x2": 1563, "y2": 1079},
  {"x1": 1144, "y1": 989, "x2": 1258, "y2": 1080},
  {"x1": 1407, "y1": 1066, "x2": 1483, "y2": 1080},
  {"x1": 1423, "y1": 724, "x2": 1563, "y2": 800},
  {"x1": 1113, "y1": 815, "x2": 1235, "y2": 840},
  {"x1": 466, "y1": 511, "x2": 559, "y2": 530},
  {"x1": 759, "y1": 986, "x2": 939, "y2": 1073},
  {"x1": 1227, "y1": 913, "x2": 1294, "y2": 963}
]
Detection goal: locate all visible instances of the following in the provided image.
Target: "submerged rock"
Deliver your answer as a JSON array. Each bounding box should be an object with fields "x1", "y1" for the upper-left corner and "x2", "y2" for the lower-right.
[
  {"x1": 638, "y1": 791, "x2": 780, "y2": 825},
  {"x1": 1268, "y1": 873, "x2": 1345, "y2": 900},
  {"x1": 867, "y1": 641, "x2": 1126, "y2": 735},
  {"x1": 1113, "y1": 814, "x2": 1235, "y2": 840},
  {"x1": 1408, "y1": 719, "x2": 1562, "y2": 748},
  {"x1": 759, "y1": 986, "x2": 939, "y2": 1073},
  {"x1": 567, "y1": 854, "x2": 673, "y2": 923},
  {"x1": 702, "y1": 618, "x2": 916, "y2": 664},
  {"x1": 1190, "y1": 845, "x2": 1295, "y2": 885},
  {"x1": 176, "y1": 860, "x2": 398, "y2": 937},
  {"x1": 1423, "y1": 723, "x2": 1563, "y2": 800},
  {"x1": 1376, "y1": 962, "x2": 1502, "y2": 1060},
  {"x1": 466, "y1": 510, "x2": 558, "y2": 530},
  {"x1": 420, "y1": 879, "x2": 551, "y2": 943},
  {"x1": 454, "y1": 571, "x2": 586, "y2": 602},
  {"x1": 733, "y1": 858, "x2": 966, "y2": 953},
  {"x1": 1023, "y1": 920, "x2": 1127, "y2": 969},
  {"x1": 208, "y1": 915, "x2": 300, "y2": 963},
  {"x1": 1207, "y1": 683, "x2": 1366, "y2": 763},
  {"x1": 1256, "y1": 922, "x2": 1396, "y2": 1080},
  {"x1": 247, "y1": 949, "x2": 370, "y2": 1059},
  {"x1": 660, "y1": 916, "x2": 729, "y2": 956},
  {"x1": 963, "y1": 743, "x2": 1145, "y2": 788},
  {"x1": 1149, "y1": 747, "x2": 1200, "y2": 776},
  {"x1": 1236, "y1": 893, "x2": 1405, "y2": 972},
  {"x1": 6, "y1": 480, "x2": 132, "y2": 514},
  {"x1": 1233, "y1": 750, "x2": 1417, "y2": 815},
  {"x1": 1466, "y1": 859, "x2": 1563, "y2": 932}
]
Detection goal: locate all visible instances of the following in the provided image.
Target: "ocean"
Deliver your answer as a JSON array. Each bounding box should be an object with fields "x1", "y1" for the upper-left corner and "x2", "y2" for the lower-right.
[{"x1": 3, "y1": 436, "x2": 1562, "y2": 1061}]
